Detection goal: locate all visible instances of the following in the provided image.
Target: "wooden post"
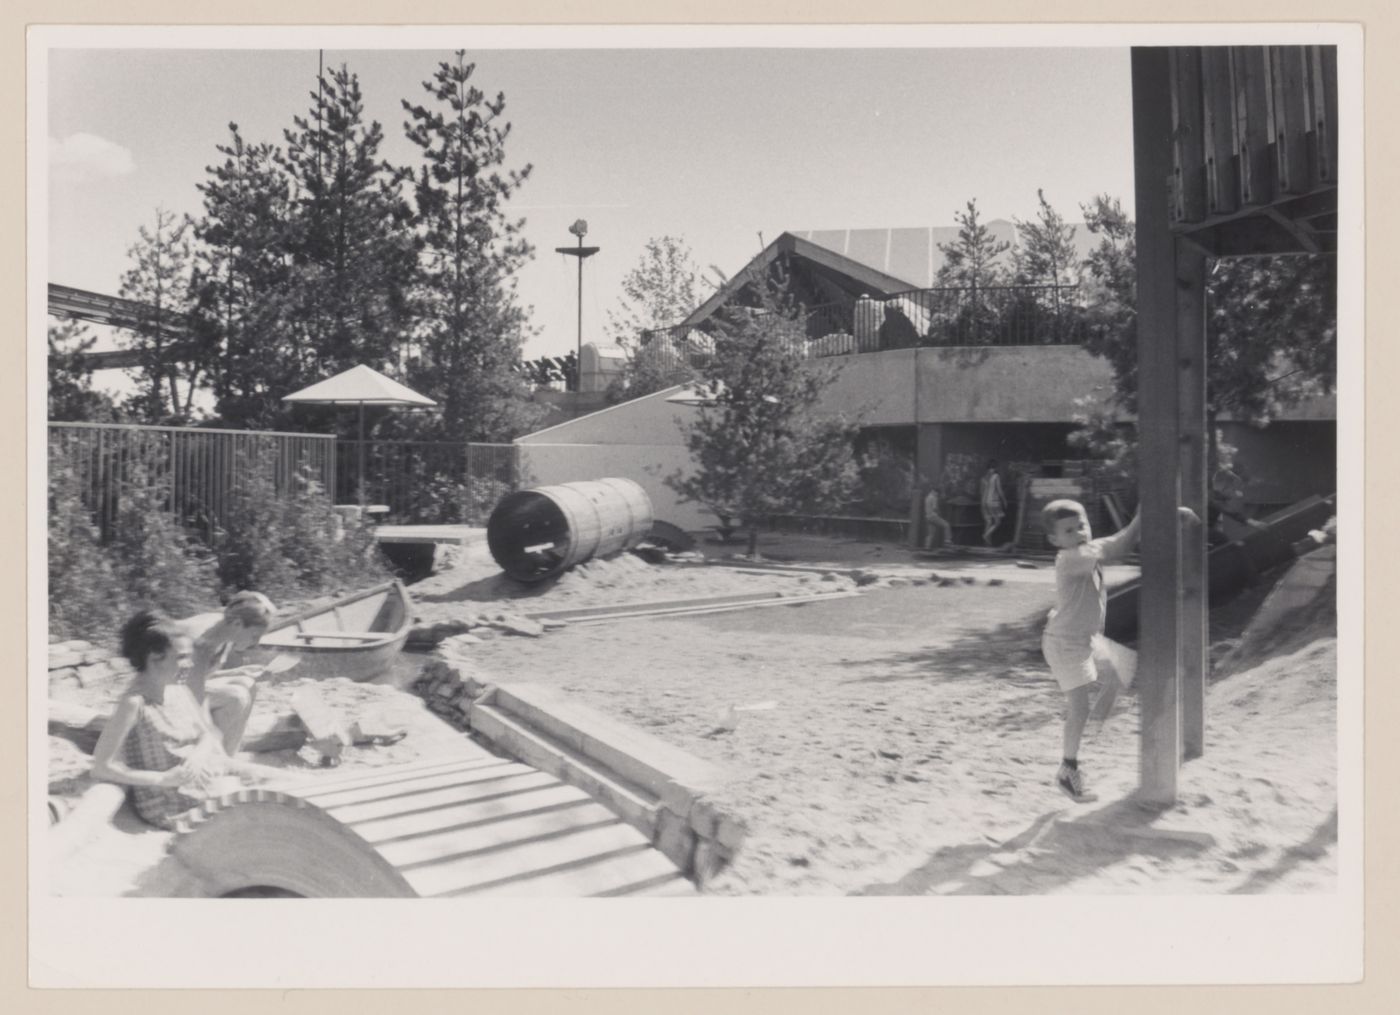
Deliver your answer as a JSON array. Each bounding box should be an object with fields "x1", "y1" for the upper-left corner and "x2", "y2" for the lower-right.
[
  {"x1": 1132, "y1": 47, "x2": 1183, "y2": 806},
  {"x1": 1177, "y1": 242, "x2": 1209, "y2": 761}
]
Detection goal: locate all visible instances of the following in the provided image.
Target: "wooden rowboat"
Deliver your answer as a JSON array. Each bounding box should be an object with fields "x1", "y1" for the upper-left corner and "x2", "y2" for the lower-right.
[{"x1": 250, "y1": 580, "x2": 415, "y2": 682}]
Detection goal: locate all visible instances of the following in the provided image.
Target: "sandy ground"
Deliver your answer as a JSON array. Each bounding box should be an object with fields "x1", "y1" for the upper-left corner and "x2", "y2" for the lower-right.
[
  {"x1": 48, "y1": 531, "x2": 1337, "y2": 897},
  {"x1": 445, "y1": 532, "x2": 1338, "y2": 896}
]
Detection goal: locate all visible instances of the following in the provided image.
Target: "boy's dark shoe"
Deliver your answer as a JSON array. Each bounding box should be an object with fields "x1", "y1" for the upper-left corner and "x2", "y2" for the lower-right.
[{"x1": 1056, "y1": 763, "x2": 1099, "y2": 803}]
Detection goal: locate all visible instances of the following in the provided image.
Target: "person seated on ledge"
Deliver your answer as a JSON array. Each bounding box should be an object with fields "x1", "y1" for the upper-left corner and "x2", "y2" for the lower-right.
[
  {"x1": 90, "y1": 610, "x2": 276, "y2": 830},
  {"x1": 180, "y1": 591, "x2": 276, "y2": 755}
]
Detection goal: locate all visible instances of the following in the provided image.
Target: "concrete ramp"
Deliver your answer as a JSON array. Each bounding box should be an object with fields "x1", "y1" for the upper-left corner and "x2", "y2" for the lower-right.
[
  {"x1": 167, "y1": 756, "x2": 696, "y2": 898},
  {"x1": 1222, "y1": 544, "x2": 1336, "y2": 671}
]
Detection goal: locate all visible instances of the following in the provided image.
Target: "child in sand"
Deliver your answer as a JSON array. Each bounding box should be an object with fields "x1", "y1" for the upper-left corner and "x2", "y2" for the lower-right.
[
  {"x1": 179, "y1": 590, "x2": 276, "y2": 755},
  {"x1": 1041, "y1": 499, "x2": 1198, "y2": 802},
  {"x1": 90, "y1": 610, "x2": 277, "y2": 830}
]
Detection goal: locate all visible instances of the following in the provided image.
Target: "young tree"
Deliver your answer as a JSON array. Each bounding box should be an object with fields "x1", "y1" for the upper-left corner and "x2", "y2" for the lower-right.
[
  {"x1": 666, "y1": 261, "x2": 863, "y2": 555},
  {"x1": 399, "y1": 50, "x2": 541, "y2": 442},
  {"x1": 935, "y1": 199, "x2": 1010, "y2": 343},
  {"x1": 1011, "y1": 189, "x2": 1082, "y2": 342},
  {"x1": 1073, "y1": 192, "x2": 1336, "y2": 466},
  {"x1": 605, "y1": 235, "x2": 704, "y2": 399},
  {"x1": 117, "y1": 208, "x2": 204, "y2": 423},
  {"x1": 1077, "y1": 194, "x2": 1138, "y2": 406},
  {"x1": 47, "y1": 320, "x2": 121, "y2": 422},
  {"x1": 277, "y1": 62, "x2": 420, "y2": 385},
  {"x1": 191, "y1": 124, "x2": 298, "y2": 428}
]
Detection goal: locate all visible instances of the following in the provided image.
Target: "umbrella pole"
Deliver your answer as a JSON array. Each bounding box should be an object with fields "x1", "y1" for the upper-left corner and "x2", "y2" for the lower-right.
[{"x1": 357, "y1": 402, "x2": 366, "y2": 509}]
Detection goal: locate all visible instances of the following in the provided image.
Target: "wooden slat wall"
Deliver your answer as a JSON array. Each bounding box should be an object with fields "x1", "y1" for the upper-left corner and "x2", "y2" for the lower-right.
[{"x1": 1171, "y1": 45, "x2": 1337, "y2": 228}]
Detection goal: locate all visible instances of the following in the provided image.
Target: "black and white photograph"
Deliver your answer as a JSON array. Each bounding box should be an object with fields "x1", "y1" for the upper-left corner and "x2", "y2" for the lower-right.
[{"x1": 29, "y1": 20, "x2": 1364, "y2": 989}]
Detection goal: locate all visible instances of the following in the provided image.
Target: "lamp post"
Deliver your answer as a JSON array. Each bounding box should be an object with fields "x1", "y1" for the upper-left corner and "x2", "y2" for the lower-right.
[{"x1": 555, "y1": 219, "x2": 600, "y2": 397}]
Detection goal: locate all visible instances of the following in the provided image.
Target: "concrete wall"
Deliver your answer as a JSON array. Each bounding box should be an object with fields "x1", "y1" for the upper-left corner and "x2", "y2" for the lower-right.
[
  {"x1": 519, "y1": 386, "x2": 695, "y2": 447},
  {"x1": 516, "y1": 441, "x2": 711, "y2": 531},
  {"x1": 816, "y1": 345, "x2": 1121, "y2": 425},
  {"x1": 516, "y1": 387, "x2": 711, "y2": 529}
]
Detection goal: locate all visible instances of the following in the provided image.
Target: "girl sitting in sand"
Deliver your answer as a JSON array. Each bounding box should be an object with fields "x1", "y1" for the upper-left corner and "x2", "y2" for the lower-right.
[{"x1": 90, "y1": 610, "x2": 275, "y2": 830}]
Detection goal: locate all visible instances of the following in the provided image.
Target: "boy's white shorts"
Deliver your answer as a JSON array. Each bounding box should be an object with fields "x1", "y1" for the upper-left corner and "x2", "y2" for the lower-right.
[{"x1": 1042, "y1": 633, "x2": 1138, "y2": 693}]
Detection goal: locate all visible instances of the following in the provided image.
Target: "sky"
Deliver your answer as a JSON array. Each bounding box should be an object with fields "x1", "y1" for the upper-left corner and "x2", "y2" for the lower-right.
[{"x1": 46, "y1": 44, "x2": 1136, "y2": 365}]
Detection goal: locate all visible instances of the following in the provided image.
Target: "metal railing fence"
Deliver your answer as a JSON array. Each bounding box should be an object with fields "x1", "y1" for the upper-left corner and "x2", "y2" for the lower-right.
[
  {"x1": 48, "y1": 422, "x2": 336, "y2": 543},
  {"x1": 637, "y1": 283, "x2": 1087, "y2": 378},
  {"x1": 334, "y1": 440, "x2": 521, "y2": 524}
]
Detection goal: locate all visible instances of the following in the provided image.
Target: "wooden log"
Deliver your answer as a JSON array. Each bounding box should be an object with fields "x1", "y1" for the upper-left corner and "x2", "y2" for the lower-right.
[
  {"x1": 1169, "y1": 47, "x2": 1207, "y2": 223},
  {"x1": 1231, "y1": 47, "x2": 1273, "y2": 207},
  {"x1": 1270, "y1": 46, "x2": 1312, "y2": 195},
  {"x1": 1132, "y1": 47, "x2": 1183, "y2": 806},
  {"x1": 1177, "y1": 243, "x2": 1209, "y2": 762},
  {"x1": 1201, "y1": 47, "x2": 1239, "y2": 216},
  {"x1": 1311, "y1": 46, "x2": 1338, "y2": 187}
]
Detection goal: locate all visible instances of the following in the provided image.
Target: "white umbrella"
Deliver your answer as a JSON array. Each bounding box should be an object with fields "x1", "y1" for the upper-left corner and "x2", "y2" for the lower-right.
[{"x1": 282, "y1": 364, "x2": 437, "y2": 507}]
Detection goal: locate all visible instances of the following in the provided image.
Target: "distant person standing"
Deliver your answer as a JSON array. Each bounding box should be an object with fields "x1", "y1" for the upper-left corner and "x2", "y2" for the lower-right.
[
  {"x1": 979, "y1": 460, "x2": 1007, "y2": 546},
  {"x1": 922, "y1": 484, "x2": 953, "y2": 550}
]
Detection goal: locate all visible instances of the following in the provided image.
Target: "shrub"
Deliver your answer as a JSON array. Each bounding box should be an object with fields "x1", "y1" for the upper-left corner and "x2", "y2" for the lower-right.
[{"x1": 47, "y1": 451, "x2": 129, "y2": 642}]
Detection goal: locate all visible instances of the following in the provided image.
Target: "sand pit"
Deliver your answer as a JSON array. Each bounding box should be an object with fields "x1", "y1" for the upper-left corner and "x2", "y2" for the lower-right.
[{"x1": 47, "y1": 534, "x2": 1338, "y2": 896}]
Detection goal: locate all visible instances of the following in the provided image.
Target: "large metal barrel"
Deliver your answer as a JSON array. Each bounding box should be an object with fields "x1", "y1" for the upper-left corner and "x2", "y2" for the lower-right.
[{"x1": 487, "y1": 478, "x2": 655, "y2": 583}]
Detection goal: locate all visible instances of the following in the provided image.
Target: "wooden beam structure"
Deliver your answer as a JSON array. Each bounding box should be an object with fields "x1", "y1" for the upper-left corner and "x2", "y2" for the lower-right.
[
  {"x1": 1131, "y1": 43, "x2": 1337, "y2": 804},
  {"x1": 47, "y1": 282, "x2": 190, "y2": 371},
  {"x1": 1132, "y1": 47, "x2": 1184, "y2": 806}
]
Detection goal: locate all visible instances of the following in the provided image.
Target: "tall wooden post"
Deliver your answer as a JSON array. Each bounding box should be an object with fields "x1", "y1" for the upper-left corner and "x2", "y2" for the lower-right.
[
  {"x1": 1177, "y1": 243, "x2": 1209, "y2": 760},
  {"x1": 1132, "y1": 47, "x2": 1182, "y2": 806}
]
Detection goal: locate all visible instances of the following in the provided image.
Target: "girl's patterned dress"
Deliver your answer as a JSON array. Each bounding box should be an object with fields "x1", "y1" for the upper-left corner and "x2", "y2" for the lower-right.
[{"x1": 123, "y1": 683, "x2": 216, "y2": 830}]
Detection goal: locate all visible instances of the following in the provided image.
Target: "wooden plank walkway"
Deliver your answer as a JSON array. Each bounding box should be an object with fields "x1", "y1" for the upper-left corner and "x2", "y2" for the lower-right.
[
  {"x1": 169, "y1": 755, "x2": 697, "y2": 898},
  {"x1": 372, "y1": 525, "x2": 486, "y2": 546}
]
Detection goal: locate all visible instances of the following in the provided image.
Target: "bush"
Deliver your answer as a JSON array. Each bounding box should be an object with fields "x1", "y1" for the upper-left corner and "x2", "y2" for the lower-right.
[
  {"x1": 47, "y1": 454, "x2": 129, "y2": 642},
  {"x1": 217, "y1": 441, "x2": 392, "y2": 601},
  {"x1": 48, "y1": 434, "x2": 218, "y2": 644}
]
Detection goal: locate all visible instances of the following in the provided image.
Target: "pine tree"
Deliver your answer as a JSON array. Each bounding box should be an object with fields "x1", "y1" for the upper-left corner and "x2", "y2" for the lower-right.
[
  {"x1": 117, "y1": 208, "x2": 204, "y2": 422},
  {"x1": 1011, "y1": 189, "x2": 1081, "y2": 341},
  {"x1": 666, "y1": 260, "x2": 863, "y2": 555},
  {"x1": 935, "y1": 199, "x2": 1010, "y2": 343},
  {"x1": 399, "y1": 51, "x2": 540, "y2": 442},
  {"x1": 47, "y1": 320, "x2": 121, "y2": 422},
  {"x1": 191, "y1": 123, "x2": 298, "y2": 427},
  {"x1": 277, "y1": 62, "x2": 420, "y2": 385}
]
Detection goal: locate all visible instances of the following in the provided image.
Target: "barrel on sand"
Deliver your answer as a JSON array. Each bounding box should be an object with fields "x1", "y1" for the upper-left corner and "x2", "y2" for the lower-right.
[{"x1": 486, "y1": 478, "x2": 655, "y2": 583}]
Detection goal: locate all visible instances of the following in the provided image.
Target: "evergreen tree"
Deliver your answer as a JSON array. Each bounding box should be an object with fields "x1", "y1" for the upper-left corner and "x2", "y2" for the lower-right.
[
  {"x1": 1078, "y1": 194, "x2": 1138, "y2": 405},
  {"x1": 1011, "y1": 189, "x2": 1081, "y2": 341},
  {"x1": 117, "y1": 207, "x2": 204, "y2": 422},
  {"x1": 398, "y1": 50, "x2": 540, "y2": 442},
  {"x1": 277, "y1": 62, "x2": 420, "y2": 386},
  {"x1": 934, "y1": 199, "x2": 1010, "y2": 343},
  {"x1": 191, "y1": 123, "x2": 297, "y2": 427},
  {"x1": 47, "y1": 320, "x2": 121, "y2": 422},
  {"x1": 666, "y1": 261, "x2": 863, "y2": 555}
]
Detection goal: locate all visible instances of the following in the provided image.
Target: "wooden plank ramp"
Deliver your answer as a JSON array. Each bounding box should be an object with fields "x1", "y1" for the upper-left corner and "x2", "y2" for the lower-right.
[{"x1": 170, "y1": 756, "x2": 696, "y2": 898}]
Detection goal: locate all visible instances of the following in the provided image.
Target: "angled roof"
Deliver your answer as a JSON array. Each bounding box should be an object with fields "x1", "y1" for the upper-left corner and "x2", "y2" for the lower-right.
[
  {"x1": 678, "y1": 232, "x2": 919, "y2": 330},
  {"x1": 282, "y1": 364, "x2": 437, "y2": 407}
]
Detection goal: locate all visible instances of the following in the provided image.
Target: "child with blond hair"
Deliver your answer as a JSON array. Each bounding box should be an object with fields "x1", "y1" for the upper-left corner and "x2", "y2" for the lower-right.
[{"x1": 1041, "y1": 499, "x2": 1197, "y2": 802}]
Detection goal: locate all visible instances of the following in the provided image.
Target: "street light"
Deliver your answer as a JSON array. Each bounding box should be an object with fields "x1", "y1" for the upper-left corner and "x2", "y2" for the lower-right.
[{"x1": 555, "y1": 219, "x2": 600, "y2": 396}]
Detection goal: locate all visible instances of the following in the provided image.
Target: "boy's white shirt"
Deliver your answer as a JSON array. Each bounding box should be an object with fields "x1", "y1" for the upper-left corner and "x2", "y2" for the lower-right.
[{"x1": 1046, "y1": 524, "x2": 1138, "y2": 642}]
